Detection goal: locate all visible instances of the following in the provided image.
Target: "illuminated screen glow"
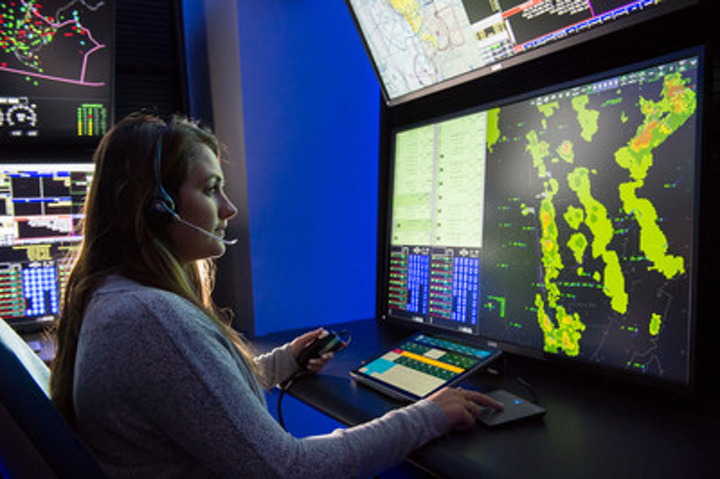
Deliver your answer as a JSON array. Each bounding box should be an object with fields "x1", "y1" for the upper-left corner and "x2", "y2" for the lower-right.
[
  {"x1": 0, "y1": 163, "x2": 93, "y2": 329},
  {"x1": 384, "y1": 50, "x2": 701, "y2": 386},
  {"x1": 0, "y1": 0, "x2": 114, "y2": 143},
  {"x1": 347, "y1": 0, "x2": 696, "y2": 105}
]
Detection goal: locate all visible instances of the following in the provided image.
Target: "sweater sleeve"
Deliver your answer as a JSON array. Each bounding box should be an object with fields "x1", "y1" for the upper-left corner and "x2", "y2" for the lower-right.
[
  {"x1": 74, "y1": 288, "x2": 451, "y2": 478},
  {"x1": 253, "y1": 343, "x2": 299, "y2": 388}
]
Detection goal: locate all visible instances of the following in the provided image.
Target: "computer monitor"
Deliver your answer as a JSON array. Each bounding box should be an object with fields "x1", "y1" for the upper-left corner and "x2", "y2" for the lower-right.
[
  {"x1": 381, "y1": 48, "x2": 702, "y2": 389},
  {"x1": 346, "y1": 0, "x2": 697, "y2": 105},
  {"x1": 0, "y1": 162, "x2": 93, "y2": 331},
  {"x1": 0, "y1": 0, "x2": 114, "y2": 144}
]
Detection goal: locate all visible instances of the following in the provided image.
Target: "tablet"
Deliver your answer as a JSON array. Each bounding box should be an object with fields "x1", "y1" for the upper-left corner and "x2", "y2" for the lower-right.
[{"x1": 350, "y1": 332, "x2": 502, "y2": 402}]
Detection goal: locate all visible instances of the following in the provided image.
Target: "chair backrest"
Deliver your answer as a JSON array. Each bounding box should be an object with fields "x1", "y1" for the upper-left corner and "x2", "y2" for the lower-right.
[
  {"x1": 0, "y1": 319, "x2": 51, "y2": 396},
  {"x1": 0, "y1": 318, "x2": 105, "y2": 478}
]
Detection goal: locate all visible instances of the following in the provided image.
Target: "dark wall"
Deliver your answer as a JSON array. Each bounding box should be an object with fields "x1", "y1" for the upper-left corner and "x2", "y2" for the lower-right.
[{"x1": 115, "y1": 0, "x2": 187, "y2": 121}]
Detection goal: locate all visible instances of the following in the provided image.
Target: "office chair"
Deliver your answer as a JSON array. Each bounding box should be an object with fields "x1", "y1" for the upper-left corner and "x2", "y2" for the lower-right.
[{"x1": 0, "y1": 318, "x2": 105, "y2": 478}]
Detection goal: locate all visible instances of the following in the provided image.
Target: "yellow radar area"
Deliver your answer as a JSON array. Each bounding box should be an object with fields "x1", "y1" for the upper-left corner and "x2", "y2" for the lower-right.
[
  {"x1": 519, "y1": 64, "x2": 696, "y2": 357},
  {"x1": 526, "y1": 129, "x2": 551, "y2": 178},
  {"x1": 564, "y1": 205, "x2": 584, "y2": 230},
  {"x1": 612, "y1": 72, "x2": 695, "y2": 280},
  {"x1": 538, "y1": 101, "x2": 560, "y2": 118},
  {"x1": 487, "y1": 108, "x2": 501, "y2": 153},
  {"x1": 650, "y1": 313, "x2": 663, "y2": 336},
  {"x1": 565, "y1": 167, "x2": 629, "y2": 313},
  {"x1": 572, "y1": 95, "x2": 600, "y2": 142},
  {"x1": 567, "y1": 232, "x2": 588, "y2": 265},
  {"x1": 527, "y1": 128, "x2": 585, "y2": 355},
  {"x1": 536, "y1": 296, "x2": 585, "y2": 357},
  {"x1": 557, "y1": 140, "x2": 575, "y2": 164}
]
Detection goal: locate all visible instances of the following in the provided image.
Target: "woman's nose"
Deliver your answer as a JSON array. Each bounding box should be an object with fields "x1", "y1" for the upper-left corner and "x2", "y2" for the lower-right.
[{"x1": 221, "y1": 193, "x2": 238, "y2": 220}]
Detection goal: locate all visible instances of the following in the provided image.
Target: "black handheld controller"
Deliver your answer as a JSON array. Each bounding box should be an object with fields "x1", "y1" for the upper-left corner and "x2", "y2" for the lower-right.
[{"x1": 297, "y1": 330, "x2": 345, "y2": 368}]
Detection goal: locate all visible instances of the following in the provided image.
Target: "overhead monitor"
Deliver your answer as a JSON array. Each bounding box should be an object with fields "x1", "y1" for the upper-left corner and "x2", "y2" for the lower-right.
[
  {"x1": 346, "y1": 0, "x2": 697, "y2": 105},
  {"x1": 0, "y1": 0, "x2": 114, "y2": 144},
  {"x1": 0, "y1": 162, "x2": 93, "y2": 331},
  {"x1": 381, "y1": 48, "x2": 702, "y2": 389}
]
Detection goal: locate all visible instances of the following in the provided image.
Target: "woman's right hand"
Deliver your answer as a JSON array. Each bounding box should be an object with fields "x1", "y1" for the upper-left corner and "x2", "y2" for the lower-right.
[{"x1": 427, "y1": 387, "x2": 504, "y2": 431}]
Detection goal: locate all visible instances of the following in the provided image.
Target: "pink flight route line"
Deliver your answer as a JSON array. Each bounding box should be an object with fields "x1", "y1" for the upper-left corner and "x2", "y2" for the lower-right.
[
  {"x1": 0, "y1": 3, "x2": 107, "y2": 87},
  {"x1": 0, "y1": 64, "x2": 105, "y2": 86},
  {"x1": 41, "y1": 10, "x2": 107, "y2": 85}
]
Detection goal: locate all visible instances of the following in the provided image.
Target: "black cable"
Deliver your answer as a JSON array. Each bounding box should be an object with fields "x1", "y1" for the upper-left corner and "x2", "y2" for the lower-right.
[
  {"x1": 487, "y1": 353, "x2": 541, "y2": 404},
  {"x1": 277, "y1": 383, "x2": 288, "y2": 430},
  {"x1": 276, "y1": 330, "x2": 352, "y2": 432},
  {"x1": 517, "y1": 376, "x2": 540, "y2": 404},
  {"x1": 277, "y1": 374, "x2": 301, "y2": 431}
]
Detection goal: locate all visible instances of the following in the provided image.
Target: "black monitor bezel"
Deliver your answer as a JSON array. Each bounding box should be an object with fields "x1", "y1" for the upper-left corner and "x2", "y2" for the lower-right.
[
  {"x1": 345, "y1": 0, "x2": 698, "y2": 106},
  {"x1": 377, "y1": 46, "x2": 705, "y2": 392}
]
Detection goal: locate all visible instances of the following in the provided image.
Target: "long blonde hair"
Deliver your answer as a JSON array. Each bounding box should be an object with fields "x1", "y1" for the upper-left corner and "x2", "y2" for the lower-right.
[{"x1": 50, "y1": 113, "x2": 255, "y2": 425}]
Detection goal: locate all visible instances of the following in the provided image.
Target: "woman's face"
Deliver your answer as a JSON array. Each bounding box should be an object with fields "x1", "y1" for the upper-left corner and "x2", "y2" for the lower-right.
[{"x1": 167, "y1": 143, "x2": 238, "y2": 264}]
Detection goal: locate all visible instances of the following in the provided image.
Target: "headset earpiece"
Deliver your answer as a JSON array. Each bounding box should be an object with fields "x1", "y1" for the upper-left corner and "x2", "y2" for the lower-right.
[
  {"x1": 146, "y1": 125, "x2": 176, "y2": 219},
  {"x1": 149, "y1": 196, "x2": 175, "y2": 218}
]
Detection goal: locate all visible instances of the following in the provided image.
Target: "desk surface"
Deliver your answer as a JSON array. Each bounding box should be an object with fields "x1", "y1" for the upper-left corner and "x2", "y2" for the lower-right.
[{"x1": 254, "y1": 319, "x2": 720, "y2": 478}]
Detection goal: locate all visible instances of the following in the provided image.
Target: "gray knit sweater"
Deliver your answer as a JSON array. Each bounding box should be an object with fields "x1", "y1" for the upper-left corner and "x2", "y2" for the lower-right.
[{"x1": 73, "y1": 275, "x2": 449, "y2": 478}]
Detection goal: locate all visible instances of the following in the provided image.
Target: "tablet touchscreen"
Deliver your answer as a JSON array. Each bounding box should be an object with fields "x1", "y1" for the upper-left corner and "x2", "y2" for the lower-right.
[{"x1": 350, "y1": 332, "x2": 501, "y2": 401}]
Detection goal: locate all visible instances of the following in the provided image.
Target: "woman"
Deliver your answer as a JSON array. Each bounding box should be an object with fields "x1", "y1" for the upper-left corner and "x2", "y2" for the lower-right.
[{"x1": 50, "y1": 113, "x2": 502, "y2": 477}]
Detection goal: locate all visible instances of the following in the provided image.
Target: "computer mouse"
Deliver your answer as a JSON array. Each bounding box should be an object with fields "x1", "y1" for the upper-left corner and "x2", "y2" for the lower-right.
[{"x1": 476, "y1": 389, "x2": 546, "y2": 426}]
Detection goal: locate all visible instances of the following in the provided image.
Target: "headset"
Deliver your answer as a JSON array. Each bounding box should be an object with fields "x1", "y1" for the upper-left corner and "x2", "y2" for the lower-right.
[{"x1": 147, "y1": 125, "x2": 237, "y2": 245}]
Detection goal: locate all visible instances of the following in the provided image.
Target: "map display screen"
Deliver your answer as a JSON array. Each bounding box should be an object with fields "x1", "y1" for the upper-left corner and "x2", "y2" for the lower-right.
[
  {"x1": 384, "y1": 50, "x2": 701, "y2": 386},
  {"x1": 346, "y1": 0, "x2": 696, "y2": 105},
  {"x1": 0, "y1": 0, "x2": 114, "y2": 143}
]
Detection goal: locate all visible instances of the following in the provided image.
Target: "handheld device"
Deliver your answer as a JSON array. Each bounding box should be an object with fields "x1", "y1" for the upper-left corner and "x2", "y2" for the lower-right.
[
  {"x1": 297, "y1": 330, "x2": 345, "y2": 369},
  {"x1": 277, "y1": 329, "x2": 350, "y2": 431}
]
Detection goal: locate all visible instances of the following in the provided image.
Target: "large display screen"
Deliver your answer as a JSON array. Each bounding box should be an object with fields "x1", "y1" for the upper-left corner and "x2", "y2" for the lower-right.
[
  {"x1": 346, "y1": 0, "x2": 696, "y2": 105},
  {"x1": 0, "y1": 163, "x2": 93, "y2": 330},
  {"x1": 0, "y1": 0, "x2": 114, "y2": 143},
  {"x1": 383, "y1": 49, "x2": 702, "y2": 387}
]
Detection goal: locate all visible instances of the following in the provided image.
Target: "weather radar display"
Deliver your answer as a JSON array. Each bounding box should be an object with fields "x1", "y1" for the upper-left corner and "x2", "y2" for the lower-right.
[
  {"x1": 385, "y1": 52, "x2": 701, "y2": 387},
  {"x1": 0, "y1": 0, "x2": 113, "y2": 142}
]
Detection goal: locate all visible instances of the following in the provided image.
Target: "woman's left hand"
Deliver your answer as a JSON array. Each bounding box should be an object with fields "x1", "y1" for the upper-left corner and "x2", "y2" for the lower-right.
[{"x1": 290, "y1": 328, "x2": 337, "y2": 373}]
